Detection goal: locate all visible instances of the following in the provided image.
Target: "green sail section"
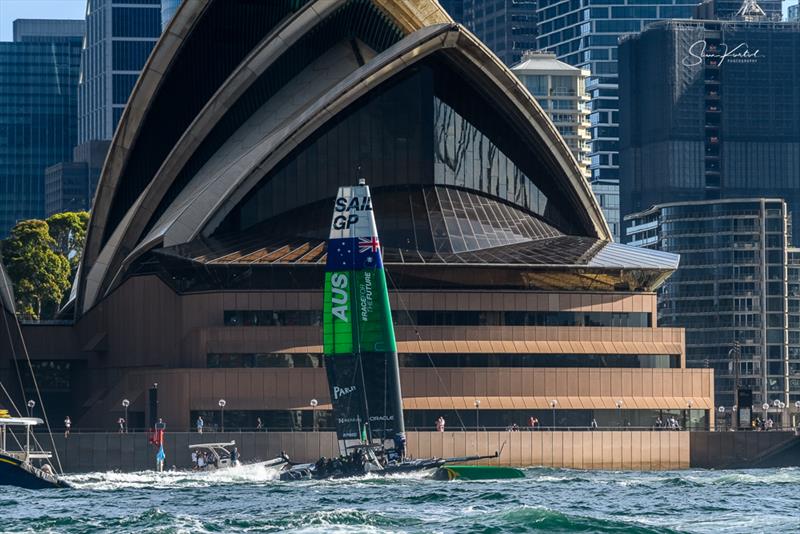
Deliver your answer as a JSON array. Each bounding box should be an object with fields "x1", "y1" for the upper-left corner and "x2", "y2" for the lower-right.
[{"x1": 323, "y1": 269, "x2": 397, "y2": 355}]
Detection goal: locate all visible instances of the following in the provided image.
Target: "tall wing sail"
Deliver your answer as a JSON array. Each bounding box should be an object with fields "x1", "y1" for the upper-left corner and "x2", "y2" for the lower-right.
[{"x1": 323, "y1": 184, "x2": 405, "y2": 455}]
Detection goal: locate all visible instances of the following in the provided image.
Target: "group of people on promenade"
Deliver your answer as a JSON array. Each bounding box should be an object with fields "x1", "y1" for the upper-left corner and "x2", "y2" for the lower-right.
[
  {"x1": 654, "y1": 416, "x2": 681, "y2": 430},
  {"x1": 752, "y1": 417, "x2": 774, "y2": 431}
]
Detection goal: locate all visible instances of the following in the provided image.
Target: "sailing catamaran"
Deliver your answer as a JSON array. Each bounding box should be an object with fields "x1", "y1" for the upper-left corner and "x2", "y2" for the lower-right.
[{"x1": 280, "y1": 181, "x2": 519, "y2": 481}]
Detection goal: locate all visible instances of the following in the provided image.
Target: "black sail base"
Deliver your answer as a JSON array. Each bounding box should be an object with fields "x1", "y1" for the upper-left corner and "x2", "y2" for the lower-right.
[{"x1": 0, "y1": 452, "x2": 70, "y2": 489}]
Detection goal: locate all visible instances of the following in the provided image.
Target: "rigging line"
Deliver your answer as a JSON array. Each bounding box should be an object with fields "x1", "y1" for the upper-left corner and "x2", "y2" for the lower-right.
[
  {"x1": 0, "y1": 282, "x2": 63, "y2": 474},
  {"x1": 0, "y1": 307, "x2": 50, "y2": 459},
  {"x1": 384, "y1": 269, "x2": 467, "y2": 431}
]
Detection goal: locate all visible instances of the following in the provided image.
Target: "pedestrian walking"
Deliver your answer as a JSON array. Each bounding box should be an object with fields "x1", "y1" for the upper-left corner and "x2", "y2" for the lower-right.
[
  {"x1": 435, "y1": 416, "x2": 445, "y2": 432},
  {"x1": 64, "y1": 416, "x2": 71, "y2": 438},
  {"x1": 590, "y1": 418, "x2": 598, "y2": 430},
  {"x1": 256, "y1": 417, "x2": 263, "y2": 431},
  {"x1": 118, "y1": 417, "x2": 125, "y2": 433}
]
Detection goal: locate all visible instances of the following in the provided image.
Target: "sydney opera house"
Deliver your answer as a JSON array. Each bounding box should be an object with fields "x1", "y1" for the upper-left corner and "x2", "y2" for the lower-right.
[{"x1": 2, "y1": 0, "x2": 713, "y2": 433}]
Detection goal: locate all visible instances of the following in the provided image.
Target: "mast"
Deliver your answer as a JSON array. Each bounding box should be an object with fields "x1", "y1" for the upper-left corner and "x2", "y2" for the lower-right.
[{"x1": 323, "y1": 181, "x2": 405, "y2": 456}]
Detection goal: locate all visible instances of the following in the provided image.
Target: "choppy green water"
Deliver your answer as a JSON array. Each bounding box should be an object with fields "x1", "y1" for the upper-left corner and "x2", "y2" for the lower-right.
[{"x1": 1, "y1": 466, "x2": 798, "y2": 533}]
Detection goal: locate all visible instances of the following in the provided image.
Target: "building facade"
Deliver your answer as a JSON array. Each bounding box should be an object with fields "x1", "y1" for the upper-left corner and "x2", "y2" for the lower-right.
[
  {"x1": 511, "y1": 51, "x2": 591, "y2": 178},
  {"x1": 0, "y1": 0, "x2": 713, "y2": 434},
  {"x1": 457, "y1": 0, "x2": 538, "y2": 66},
  {"x1": 626, "y1": 199, "x2": 799, "y2": 415},
  {"x1": 619, "y1": 19, "x2": 800, "y2": 245},
  {"x1": 44, "y1": 140, "x2": 110, "y2": 217},
  {"x1": 78, "y1": 0, "x2": 161, "y2": 144},
  {"x1": 789, "y1": 2, "x2": 799, "y2": 21},
  {"x1": 536, "y1": 0, "x2": 698, "y2": 239},
  {"x1": 0, "y1": 20, "x2": 83, "y2": 235}
]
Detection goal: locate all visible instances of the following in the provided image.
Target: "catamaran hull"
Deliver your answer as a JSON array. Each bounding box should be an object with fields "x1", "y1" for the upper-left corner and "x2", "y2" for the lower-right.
[
  {"x1": 0, "y1": 453, "x2": 69, "y2": 489},
  {"x1": 279, "y1": 458, "x2": 445, "y2": 481}
]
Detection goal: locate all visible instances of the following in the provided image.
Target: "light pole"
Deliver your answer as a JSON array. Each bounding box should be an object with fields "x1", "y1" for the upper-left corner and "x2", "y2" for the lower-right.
[
  {"x1": 219, "y1": 399, "x2": 226, "y2": 432},
  {"x1": 717, "y1": 406, "x2": 725, "y2": 431},
  {"x1": 26, "y1": 400, "x2": 35, "y2": 418},
  {"x1": 122, "y1": 399, "x2": 130, "y2": 433},
  {"x1": 615, "y1": 399, "x2": 623, "y2": 428},
  {"x1": 728, "y1": 342, "x2": 741, "y2": 429},
  {"x1": 686, "y1": 400, "x2": 693, "y2": 430},
  {"x1": 761, "y1": 402, "x2": 769, "y2": 427},
  {"x1": 474, "y1": 399, "x2": 481, "y2": 431},
  {"x1": 795, "y1": 401, "x2": 800, "y2": 430},
  {"x1": 550, "y1": 399, "x2": 558, "y2": 430},
  {"x1": 775, "y1": 400, "x2": 786, "y2": 429},
  {"x1": 310, "y1": 398, "x2": 318, "y2": 431}
]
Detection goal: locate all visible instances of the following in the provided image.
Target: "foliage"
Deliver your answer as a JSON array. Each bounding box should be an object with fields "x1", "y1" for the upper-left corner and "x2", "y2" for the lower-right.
[
  {"x1": 46, "y1": 211, "x2": 89, "y2": 271},
  {"x1": 1, "y1": 218, "x2": 73, "y2": 320}
]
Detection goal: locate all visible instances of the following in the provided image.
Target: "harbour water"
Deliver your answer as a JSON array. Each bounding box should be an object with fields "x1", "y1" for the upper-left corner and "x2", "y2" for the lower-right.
[{"x1": 1, "y1": 467, "x2": 798, "y2": 533}]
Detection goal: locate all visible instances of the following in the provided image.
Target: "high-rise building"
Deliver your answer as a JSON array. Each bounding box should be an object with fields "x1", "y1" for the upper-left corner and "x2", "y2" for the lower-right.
[
  {"x1": 161, "y1": 0, "x2": 183, "y2": 30},
  {"x1": 44, "y1": 140, "x2": 110, "y2": 216},
  {"x1": 12, "y1": 19, "x2": 85, "y2": 43},
  {"x1": 438, "y1": 0, "x2": 464, "y2": 21},
  {"x1": 78, "y1": 0, "x2": 162, "y2": 144},
  {"x1": 511, "y1": 51, "x2": 591, "y2": 178},
  {"x1": 789, "y1": 2, "x2": 799, "y2": 21},
  {"x1": 460, "y1": 0, "x2": 538, "y2": 66},
  {"x1": 693, "y1": 0, "x2": 782, "y2": 20},
  {"x1": 625, "y1": 198, "x2": 799, "y2": 410},
  {"x1": 536, "y1": 0, "x2": 699, "y2": 240},
  {"x1": 618, "y1": 19, "x2": 800, "y2": 244},
  {"x1": 0, "y1": 20, "x2": 83, "y2": 235}
]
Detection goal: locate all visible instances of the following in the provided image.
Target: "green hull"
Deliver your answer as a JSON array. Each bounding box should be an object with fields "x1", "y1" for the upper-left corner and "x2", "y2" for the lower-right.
[{"x1": 434, "y1": 465, "x2": 525, "y2": 481}]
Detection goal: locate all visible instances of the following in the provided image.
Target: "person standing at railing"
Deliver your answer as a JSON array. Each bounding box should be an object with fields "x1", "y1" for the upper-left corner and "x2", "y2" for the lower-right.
[{"x1": 196, "y1": 416, "x2": 204, "y2": 434}]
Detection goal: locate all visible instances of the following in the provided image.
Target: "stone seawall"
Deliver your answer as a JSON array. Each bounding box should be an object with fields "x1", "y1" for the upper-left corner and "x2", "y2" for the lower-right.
[
  {"x1": 43, "y1": 430, "x2": 696, "y2": 472},
  {"x1": 37, "y1": 430, "x2": 798, "y2": 473}
]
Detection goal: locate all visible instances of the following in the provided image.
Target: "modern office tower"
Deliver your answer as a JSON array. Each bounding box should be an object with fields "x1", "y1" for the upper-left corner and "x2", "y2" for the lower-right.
[
  {"x1": 12, "y1": 19, "x2": 85, "y2": 42},
  {"x1": 619, "y1": 19, "x2": 800, "y2": 244},
  {"x1": 461, "y1": 0, "x2": 538, "y2": 65},
  {"x1": 438, "y1": 0, "x2": 464, "y2": 21},
  {"x1": 78, "y1": 0, "x2": 162, "y2": 144},
  {"x1": 625, "y1": 199, "x2": 798, "y2": 415},
  {"x1": 789, "y1": 2, "x2": 799, "y2": 21},
  {"x1": 692, "y1": 0, "x2": 782, "y2": 20},
  {"x1": 161, "y1": 0, "x2": 182, "y2": 30},
  {"x1": 1, "y1": 0, "x2": 714, "y2": 432},
  {"x1": 511, "y1": 51, "x2": 591, "y2": 178},
  {"x1": 536, "y1": 0, "x2": 698, "y2": 240},
  {"x1": 0, "y1": 20, "x2": 83, "y2": 235},
  {"x1": 44, "y1": 140, "x2": 110, "y2": 216}
]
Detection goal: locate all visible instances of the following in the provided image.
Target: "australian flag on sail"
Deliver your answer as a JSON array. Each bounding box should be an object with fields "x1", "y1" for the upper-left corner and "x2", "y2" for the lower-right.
[{"x1": 326, "y1": 236, "x2": 383, "y2": 270}]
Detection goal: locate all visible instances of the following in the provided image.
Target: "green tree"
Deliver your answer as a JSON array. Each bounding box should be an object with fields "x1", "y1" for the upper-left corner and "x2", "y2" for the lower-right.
[
  {"x1": 2, "y1": 219, "x2": 71, "y2": 320},
  {"x1": 46, "y1": 211, "x2": 89, "y2": 271}
]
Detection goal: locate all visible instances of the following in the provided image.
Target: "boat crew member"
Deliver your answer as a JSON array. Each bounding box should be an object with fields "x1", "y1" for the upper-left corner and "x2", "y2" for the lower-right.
[
  {"x1": 191, "y1": 449, "x2": 197, "y2": 469},
  {"x1": 393, "y1": 433, "x2": 406, "y2": 461},
  {"x1": 231, "y1": 447, "x2": 239, "y2": 466}
]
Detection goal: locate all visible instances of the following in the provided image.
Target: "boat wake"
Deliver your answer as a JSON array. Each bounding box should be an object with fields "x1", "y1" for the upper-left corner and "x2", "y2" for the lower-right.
[{"x1": 64, "y1": 462, "x2": 284, "y2": 490}]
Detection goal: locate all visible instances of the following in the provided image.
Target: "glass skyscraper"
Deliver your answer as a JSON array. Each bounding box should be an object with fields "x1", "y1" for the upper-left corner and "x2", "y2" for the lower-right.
[
  {"x1": 161, "y1": 0, "x2": 183, "y2": 31},
  {"x1": 536, "y1": 0, "x2": 698, "y2": 239},
  {"x1": 442, "y1": 0, "x2": 538, "y2": 66},
  {"x1": 78, "y1": 0, "x2": 162, "y2": 144},
  {"x1": 626, "y1": 199, "x2": 799, "y2": 410},
  {"x1": 0, "y1": 20, "x2": 83, "y2": 235}
]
